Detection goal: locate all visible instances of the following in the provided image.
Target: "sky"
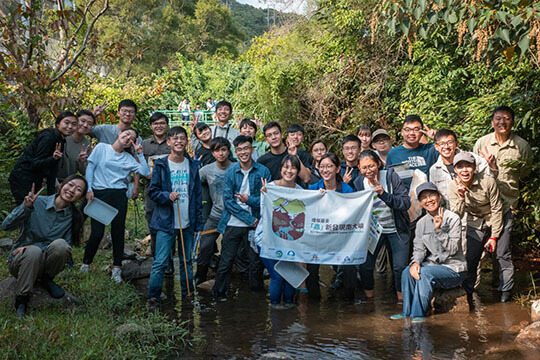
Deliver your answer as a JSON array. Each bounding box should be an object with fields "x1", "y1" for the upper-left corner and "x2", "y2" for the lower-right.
[{"x1": 236, "y1": 0, "x2": 307, "y2": 14}]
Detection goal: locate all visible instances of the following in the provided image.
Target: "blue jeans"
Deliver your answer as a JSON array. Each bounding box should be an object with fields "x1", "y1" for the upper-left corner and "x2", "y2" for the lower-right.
[
  {"x1": 401, "y1": 265, "x2": 466, "y2": 317},
  {"x1": 358, "y1": 232, "x2": 408, "y2": 292},
  {"x1": 147, "y1": 227, "x2": 194, "y2": 299},
  {"x1": 261, "y1": 258, "x2": 296, "y2": 305}
]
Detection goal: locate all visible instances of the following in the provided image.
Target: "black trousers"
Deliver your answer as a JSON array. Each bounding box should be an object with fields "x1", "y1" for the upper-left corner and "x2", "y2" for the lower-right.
[
  {"x1": 212, "y1": 226, "x2": 264, "y2": 297},
  {"x1": 83, "y1": 188, "x2": 128, "y2": 266}
]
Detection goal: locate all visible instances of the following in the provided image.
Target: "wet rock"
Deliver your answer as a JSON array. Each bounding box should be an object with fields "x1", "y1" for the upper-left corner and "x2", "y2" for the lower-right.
[
  {"x1": 531, "y1": 299, "x2": 540, "y2": 323},
  {"x1": 259, "y1": 352, "x2": 293, "y2": 360},
  {"x1": 0, "y1": 238, "x2": 13, "y2": 250},
  {"x1": 0, "y1": 277, "x2": 82, "y2": 307},
  {"x1": 508, "y1": 321, "x2": 530, "y2": 333},
  {"x1": 115, "y1": 323, "x2": 149, "y2": 339},
  {"x1": 121, "y1": 257, "x2": 153, "y2": 280},
  {"x1": 197, "y1": 279, "x2": 215, "y2": 292},
  {"x1": 431, "y1": 287, "x2": 468, "y2": 314},
  {"x1": 515, "y1": 321, "x2": 540, "y2": 348}
]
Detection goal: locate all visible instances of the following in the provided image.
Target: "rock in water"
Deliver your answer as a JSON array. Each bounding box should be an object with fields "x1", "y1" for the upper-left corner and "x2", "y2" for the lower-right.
[
  {"x1": 531, "y1": 299, "x2": 540, "y2": 323},
  {"x1": 515, "y1": 321, "x2": 540, "y2": 348},
  {"x1": 0, "y1": 277, "x2": 82, "y2": 307},
  {"x1": 431, "y1": 287, "x2": 468, "y2": 313},
  {"x1": 259, "y1": 352, "x2": 294, "y2": 360},
  {"x1": 197, "y1": 279, "x2": 215, "y2": 292}
]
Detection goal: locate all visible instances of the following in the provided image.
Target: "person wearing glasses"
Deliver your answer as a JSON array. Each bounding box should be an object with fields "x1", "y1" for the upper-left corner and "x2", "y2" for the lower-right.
[
  {"x1": 370, "y1": 129, "x2": 393, "y2": 167},
  {"x1": 386, "y1": 115, "x2": 439, "y2": 191}
]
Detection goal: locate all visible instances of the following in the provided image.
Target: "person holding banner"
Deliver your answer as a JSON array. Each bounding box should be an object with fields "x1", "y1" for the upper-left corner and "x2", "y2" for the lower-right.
[
  {"x1": 352, "y1": 150, "x2": 411, "y2": 302},
  {"x1": 391, "y1": 182, "x2": 466, "y2": 323},
  {"x1": 260, "y1": 154, "x2": 304, "y2": 309},
  {"x1": 212, "y1": 135, "x2": 271, "y2": 302},
  {"x1": 146, "y1": 126, "x2": 203, "y2": 306},
  {"x1": 308, "y1": 152, "x2": 354, "y2": 299}
]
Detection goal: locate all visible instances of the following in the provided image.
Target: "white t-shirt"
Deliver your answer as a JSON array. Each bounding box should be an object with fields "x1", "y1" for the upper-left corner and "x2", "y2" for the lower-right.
[
  {"x1": 169, "y1": 159, "x2": 190, "y2": 229},
  {"x1": 227, "y1": 168, "x2": 252, "y2": 227}
]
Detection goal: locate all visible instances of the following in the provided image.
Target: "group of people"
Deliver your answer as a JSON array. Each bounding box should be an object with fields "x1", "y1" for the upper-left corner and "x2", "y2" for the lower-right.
[
  {"x1": 177, "y1": 97, "x2": 217, "y2": 122},
  {"x1": 3, "y1": 99, "x2": 532, "y2": 324}
]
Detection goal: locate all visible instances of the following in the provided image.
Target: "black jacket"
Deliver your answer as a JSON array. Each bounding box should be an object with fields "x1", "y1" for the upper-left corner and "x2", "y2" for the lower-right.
[{"x1": 9, "y1": 128, "x2": 64, "y2": 196}]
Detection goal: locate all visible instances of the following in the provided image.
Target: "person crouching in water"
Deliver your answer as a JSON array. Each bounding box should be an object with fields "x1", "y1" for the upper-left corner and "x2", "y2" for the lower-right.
[
  {"x1": 147, "y1": 126, "x2": 203, "y2": 306},
  {"x1": 391, "y1": 182, "x2": 466, "y2": 323},
  {"x1": 2, "y1": 175, "x2": 87, "y2": 318}
]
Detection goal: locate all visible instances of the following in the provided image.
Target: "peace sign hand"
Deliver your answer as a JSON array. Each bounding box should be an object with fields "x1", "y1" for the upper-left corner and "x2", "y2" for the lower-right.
[
  {"x1": 24, "y1": 184, "x2": 44, "y2": 209},
  {"x1": 454, "y1": 178, "x2": 468, "y2": 199},
  {"x1": 133, "y1": 138, "x2": 143, "y2": 155},
  {"x1": 286, "y1": 137, "x2": 298, "y2": 157},
  {"x1": 53, "y1": 142, "x2": 63, "y2": 160},
  {"x1": 479, "y1": 146, "x2": 497, "y2": 170},
  {"x1": 370, "y1": 177, "x2": 383, "y2": 195},
  {"x1": 78, "y1": 144, "x2": 90, "y2": 163},
  {"x1": 93, "y1": 100, "x2": 109, "y2": 117},
  {"x1": 261, "y1": 178, "x2": 268, "y2": 193},
  {"x1": 254, "y1": 116, "x2": 263, "y2": 129},
  {"x1": 433, "y1": 207, "x2": 444, "y2": 231},
  {"x1": 420, "y1": 124, "x2": 436, "y2": 140},
  {"x1": 342, "y1": 167, "x2": 353, "y2": 184}
]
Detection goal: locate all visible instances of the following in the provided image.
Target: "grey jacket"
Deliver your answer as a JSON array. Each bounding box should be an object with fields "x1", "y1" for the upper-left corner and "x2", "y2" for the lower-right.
[{"x1": 412, "y1": 209, "x2": 467, "y2": 273}]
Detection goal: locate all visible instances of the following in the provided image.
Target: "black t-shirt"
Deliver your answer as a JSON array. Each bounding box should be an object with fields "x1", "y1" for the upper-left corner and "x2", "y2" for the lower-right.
[
  {"x1": 195, "y1": 146, "x2": 215, "y2": 167},
  {"x1": 257, "y1": 148, "x2": 312, "y2": 184}
]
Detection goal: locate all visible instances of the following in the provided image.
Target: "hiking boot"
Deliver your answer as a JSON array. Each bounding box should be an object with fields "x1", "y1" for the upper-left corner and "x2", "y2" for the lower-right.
[
  {"x1": 111, "y1": 267, "x2": 123, "y2": 283},
  {"x1": 40, "y1": 275, "x2": 65, "y2": 298},
  {"x1": 146, "y1": 297, "x2": 161, "y2": 311},
  {"x1": 15, "y1": 295, "x2": 29, "y2": 319}
]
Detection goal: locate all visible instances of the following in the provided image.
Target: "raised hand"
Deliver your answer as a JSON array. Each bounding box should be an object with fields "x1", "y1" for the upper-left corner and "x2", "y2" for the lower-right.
[
  {"x1": 454, "y1": 178, "x2": 468, "y2": 199},
  {"x1": 24, "y1": 184, "x2": 44, "y2": 208},
  {"x1": 261, "y1": 178, "x2": 268, "y2": 193},
  {"x1": 420, "y1": 123, "x2": 436, "y2": 140},
  {"x1": 93, "y1": 100, "x2": 109, "y2": 117},
  {"x1": 235, "y1": 113, "x2": 243, "y2": 128},
  {"x1": 254, "y1": 116, "x2": 263, "y2": 129},
  {"x1": 370, "y1": 177, "x2": 383, "y2": 195},
  {"x1": 53, "y1": 142, "x2": 63, "y2": 160},
  {"x1": 234, "y1": 193, "x2": 249, "y2": 203},
  {"x1": 286, "y1": 137, "x2": 297, "y2": 156},
  {"x1": 343, "y1": 167, "x2": 353, "y2": 184},
  {"x1": 480, "y1": 146, "x2": 497, "y2": 170},
  {"x1": 133, "y1": 138, "x2": 143, "y2": 155},
  {"x1": 433, "y1": 207, "x2": 443, "y2": 231},
  {"x1": 78, "y1": 144, "x2": 90, "y2": 164},
  {"x1": 189, "y1": 117, "x2": 198, "y2": 133}
]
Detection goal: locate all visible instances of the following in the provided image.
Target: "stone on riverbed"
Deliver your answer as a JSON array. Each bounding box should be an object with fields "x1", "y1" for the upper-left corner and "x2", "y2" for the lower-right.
[
  {"x1": 0, "y1": 277, "x2": 82, "y2": 307},
  {"x1": 259, "y1": 352, "x2": 294, "y2": 360},
  {"x1": 197, "y1": 279, "x2": 215, "y2": 292},
  {"x1": 431, "y1": 287, "x2": 468, "y2": 314},
  {"x1": 121, "y1": 257, "x2": 153, "y2": 280},
  {"x1": 531, "y1": 299, "x2": 540, "y2": 323},
  {"x1": 515, "y1": 321, "x2": 540, "y2": 348}
]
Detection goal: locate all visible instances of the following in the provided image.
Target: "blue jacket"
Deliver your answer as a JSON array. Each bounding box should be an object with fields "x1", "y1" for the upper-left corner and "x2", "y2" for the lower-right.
[
  {"x1": 308, "y1": 179, "x2": 354, "y2": 193},
  {"x1": 217, "y1": 162, "x2": 272, "y2": 234},
  {"x1": 353, "y1": 167, "x2": 411, "y2": 242},
  {"x1": 148, "y1": 156, "x2": 204, "y2": 233}
]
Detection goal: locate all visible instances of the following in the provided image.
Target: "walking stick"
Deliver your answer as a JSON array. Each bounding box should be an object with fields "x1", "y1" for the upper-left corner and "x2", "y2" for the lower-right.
[{"x1": 176, "y1": 200, "x2": 191, "y2": 297}]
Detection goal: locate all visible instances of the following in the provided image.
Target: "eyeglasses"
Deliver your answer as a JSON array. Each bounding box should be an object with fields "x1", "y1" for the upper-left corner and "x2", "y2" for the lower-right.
[
  {"x1": 343, "y1": 146, "x2": 359, "y2": 152},
  {"x1": 360, "y1": 164, "x2": 378, "y2": 171},
  {"x1": 419, "y1": 192, "x2": 439, "y2": 201},
  {"x1": 373, "y1": 137, "x2": 389, "y2": 144},
  {"x1": 170, "y1": 136, "x2": 187, "y2": 141},
  {"x1": 436, "y1": 140, "x2": 455, "y2": 148},
  {"x1": 120, "y1": 110, "x2": 136, "y2": 115},
  {"x1": 402, "y1": 127, "x2": 421, "y2": 133},
  {"x1": 152, "y1": 121, "x2": 168, "y2": 127},
  {"x1": 265, "y1": 130, "x2": 280, "y2": 138}
]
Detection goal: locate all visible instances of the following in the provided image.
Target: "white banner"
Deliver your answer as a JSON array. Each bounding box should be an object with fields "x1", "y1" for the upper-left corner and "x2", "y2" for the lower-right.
[{"x1": 256, "y1": 184, "x2": 374, "y2": 265}]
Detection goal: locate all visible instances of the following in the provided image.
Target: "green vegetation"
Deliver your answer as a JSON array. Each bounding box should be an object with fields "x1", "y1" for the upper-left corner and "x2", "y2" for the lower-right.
[{"x1": 0, "y1": 245, "x2": 190, "y2": 359}]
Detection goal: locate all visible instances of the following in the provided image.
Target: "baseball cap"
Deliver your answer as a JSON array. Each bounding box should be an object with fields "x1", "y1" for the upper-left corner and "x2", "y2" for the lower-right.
[
  {"x1": 371, "y1": 129, "x2": 390, "y2": 141},
  {"x1": 416, "y1": 182, "x2": 439, "y2": 200},
  {"x1": 453, "y1": 151, "x2": 476, "y2": 166}
]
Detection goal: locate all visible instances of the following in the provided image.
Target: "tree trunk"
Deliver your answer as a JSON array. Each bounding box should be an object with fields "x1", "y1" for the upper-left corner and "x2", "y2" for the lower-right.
[{"x1": 25, "y1": 99, "x2": 40, "y2": 129}]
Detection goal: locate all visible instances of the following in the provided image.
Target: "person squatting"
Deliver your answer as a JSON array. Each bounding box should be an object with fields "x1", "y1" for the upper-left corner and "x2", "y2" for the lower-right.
[{"x1": 3, "y1": 100, "x2": 532, "y2": 323}]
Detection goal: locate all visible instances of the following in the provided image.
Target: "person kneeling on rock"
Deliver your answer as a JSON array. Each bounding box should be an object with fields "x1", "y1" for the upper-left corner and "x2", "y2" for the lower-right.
[
  {"x1": 2, "y1": 175, "x2": 87, "y2": 318},
  {"x1": 390, "y1": 182, "x2": 467, "y2": 324}
]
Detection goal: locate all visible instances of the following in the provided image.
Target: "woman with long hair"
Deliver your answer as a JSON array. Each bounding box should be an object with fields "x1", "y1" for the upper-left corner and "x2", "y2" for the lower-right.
[
  {"x1": 9, "y1": 111, "x2": 78, "y2": 204},
  {"x1": 81, "y1": 128, "x2": 149, "y2": 283},
  {"x1": 2, "y1": 174, "x2": 88, "y2": 318},
  {"x1": 308, "y1": 139, "x2": 327, "y2": 185}
]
